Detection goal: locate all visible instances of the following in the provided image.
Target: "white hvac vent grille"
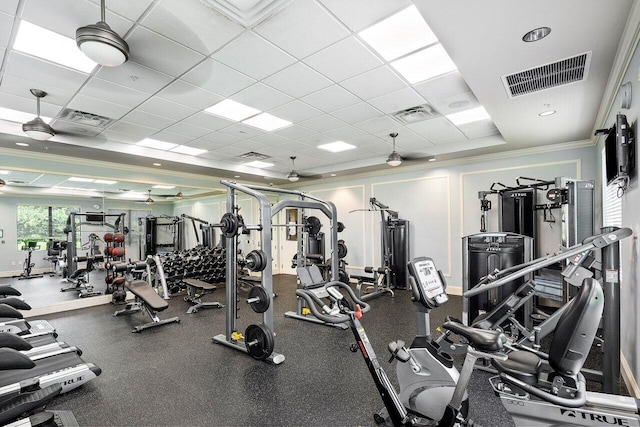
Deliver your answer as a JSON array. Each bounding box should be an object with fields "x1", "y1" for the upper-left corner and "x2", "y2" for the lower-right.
[
  {"x1": 55, "y1": 108, "x2": 115, "y2": 128},
  {"x1": 392, "y1": 104, "x2": 439, "y2": 124},
  {"x1": 240, "y1": 151, "x2": 270, "y2": 160},
  {"x1": 502, "y1": 52, "x2": 591, "y2": 98}
]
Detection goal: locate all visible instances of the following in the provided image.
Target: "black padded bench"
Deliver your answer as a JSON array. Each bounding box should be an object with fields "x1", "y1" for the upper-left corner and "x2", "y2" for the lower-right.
[
  {"x1": 114, "y1": 279, "x2": 180, "y2": 333},
  {"x1": 181, "y1": 279, "x2": 224, "y2": 314}
]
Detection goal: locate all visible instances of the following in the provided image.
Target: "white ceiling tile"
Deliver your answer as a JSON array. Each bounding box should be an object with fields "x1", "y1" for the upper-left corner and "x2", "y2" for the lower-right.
[
  {"x1": 0, "y1": 92, "x2": 62, "y2": 118},
  {"x1": 250, "y1": 133, "x2": 291, "y2": 146},
  {"x1": 318, "y1": 0, "x2": 410, "y2": 32},
  {"x1": 431, "y1": 91, "x2": 480, "y2": 116},
  {"x1": 0, "y1": 12, "x2": 13, "y2": 48},
  {"x1": 86, "y1": 0, "x2": 154, "y2": 22},
  {"x1": 80, "y1": 78, "x2": 149, "y2": 108},
  {"x1": 182, "y1": 138, "x2": 219, "y2": 150},
  {"x1": 219, "y1": 123, "x2": 264, "y2": 139},
  {"x1": 21, "y1": 0, "x2": 134, "y2": 39},
  {"x1": 254, "y1": 0, "x2": 349, "y2": 59},
  {"x1": 195, "y1": 132, "x2": 242, "y2": 146},
  {"x1": 231, "y1": 140, "x2": 269, "y2": 152},
  {"x1": 324, "y1": 125, "x2": 368, "y2": 140},
  {"x1": 0, "y1": 74, "x2": 76, "y2": 106},
  {"x1": 67, "y1": 94, "x2": 132, "y2": 120},
  {"x1": 182, "y1": 112, "x2": 234, "y2": 131},
  {"x1": 138, "y1": 97, "x2": 197, "y2": 121},
  {"x1": 354, "y1": 116, "x2": 398, "y2": 133},
  {"x1": 211, "y1": 32, "x2": 296, "y2": 80},
  {"x1": 341, "y1": 66, "x2": 407, "y2": 100},
  {"x1": 150, "y1": 130, "x2": 193, "y2": 145},
  {"x1": 95, "y1": 61, "x2": 174, "y2": 95},
  {"x1": 263, "y1": 63, "x2": 333, "y2": 98},
  {"x1": 0, "y1": 47, "x2": 5, "y2": 68},
  {"x1": 119, "y1": 110, "x2": 176, "y2": 130},
  {"x1": 407, "y1": 117, "x2": 466, "y2": 144},
  {"x1": 298, "y1": 115, "x2": 347, "y2": 132},
  {"x1": 107, "y1": 121, "x2": 157, "y2": 139},
  {"x1": 125, "y1": 26, "x2": 205, "y2": 77},
  {"x1": 368, "y1": 87, "x2": 426, "y2": 114},
  {"x1": 304, "y1": 37, "x2": 382, "y2": 82},
  {"x1": 101, "y1": 129, "x2": 140, "y2": 144},
  {"x1": 301, "y1": 85, "x2": 360, "y2": 112},
  {"x1": 209, "y1": 144, "x2": 248, "y2": 157},
  {"x1": 141, "y1": 0, "x2": 244, "y2": 55},
  {"x1": 273, "y1": 125, "x2": 317, "y2": 140},
  {"x1": 231, "y1": 83, "x2": 293, "y2": 112},
  {"x1": 163, "y1": 122, "x2": 211, "y2": 139},
  {"x1": 413, "y1": 72, "x2": 471, "y2": 102},
  {"x1": 157, "y1": 80, "x2": 223, "y2": 110},
  {"x1": 270, "y1": 101, "x2": 323, "y2": 122},
  {"x1": 182, "y1": 59, "x2": 255, "y2": 98},
  {"x1": 0, "y1": 0, "x2": 18, "y2": 15},
  {"x1": 331, "y1": 102, "x2": 383, "y2": 123},
  {"x1": 4, "y1": 52, "x2": 89, "y2": 93},
  {"x1": 458, "y1": 120, "x2": 500, "y2": 139}
]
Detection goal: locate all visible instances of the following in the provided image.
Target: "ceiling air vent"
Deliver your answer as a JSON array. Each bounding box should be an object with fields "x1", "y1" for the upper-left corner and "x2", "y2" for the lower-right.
[
  {"x1": 240, "y1": 151, "x2": 270, "y2": 160},
  {"x1": 55, "y1": 108, "x2": 115, "y2": 128},
  {"x1": 502, "y1": 52, "x2": 591, "y2": 98},
  {"x1": 392, "y1": 104, "x2": 439, "y2": 124}
]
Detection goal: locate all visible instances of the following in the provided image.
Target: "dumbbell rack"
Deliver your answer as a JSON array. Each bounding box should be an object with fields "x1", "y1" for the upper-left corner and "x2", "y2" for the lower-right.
[{"x1": 212, "y1": 180, "x2": 340, "y2": 365}]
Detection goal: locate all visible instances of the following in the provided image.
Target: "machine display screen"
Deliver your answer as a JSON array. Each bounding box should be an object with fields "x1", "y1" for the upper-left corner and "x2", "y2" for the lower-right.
[{"x1": 413, "y1": 258, "x2": 444, "y2": 299}]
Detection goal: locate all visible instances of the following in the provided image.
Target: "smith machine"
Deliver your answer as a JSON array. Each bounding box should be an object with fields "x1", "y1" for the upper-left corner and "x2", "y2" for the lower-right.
[{"x1": 210, "y1": 181, "x2": 339, "y2": 364}]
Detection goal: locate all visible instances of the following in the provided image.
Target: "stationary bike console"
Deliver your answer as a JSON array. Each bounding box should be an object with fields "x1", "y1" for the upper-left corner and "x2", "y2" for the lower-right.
[{"x1": 407, "y1": 257, "x2": 448, "y2": 309}]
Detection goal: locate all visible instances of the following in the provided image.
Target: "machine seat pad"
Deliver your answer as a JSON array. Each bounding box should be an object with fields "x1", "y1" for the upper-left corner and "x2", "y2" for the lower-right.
[
  {"x1": 0, "y1": 304, "x2": 23, "y2": 319},
  {"x1": 183, "y1": 279, "x2": 217, "y2": 291},
  {"x1": 441, "y1": 321, "x2": 506, "y2": 352},
  {"x1": 493, "y1": 350, "x2": 542, "y2": 385},
  {"x1": 0, "y1": 347, "x2": 35, "y2": 370},
  {"x1": 0, "y1": 332, "x2": 32, "y2": 351},
  {"x1": 0, "y1": 297, "x2": 31, "y2": 311},
  {"x1": 127, "y1": 280, "x2": 168, "y2": 312},
  {"x1": 0, "y1": 286, "x2": 21, "y2": 297}
]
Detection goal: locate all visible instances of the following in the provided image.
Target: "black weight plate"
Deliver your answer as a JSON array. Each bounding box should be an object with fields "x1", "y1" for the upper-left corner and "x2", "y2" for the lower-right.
[
  {"x1": 247, "y1": 285, "x2": 270, "y2": 313},
  {"x1": 338, "y1": 268, "x2": 350, "y2": 285},
  {"x1": 257, "y1": 249, "x2": 268, "y2": 272},
  {"x1": 337, "y1": 240, "x2": 348, "y2": 259},
  {"x1": 305, "y1": 216, "x2": 322, "y2": 235},
  {"x1": 220, "y1": 213, "x2": 239, "y2": 238},
  {"x1": 245, "y1": 250, "x2": 260, "y2": 271},
  {"x1": 245, "y1": 323, "x2": 274, "y2": 360},
  {"x1": 337, "y1": 222, "x2": 345, "y2": 232}
]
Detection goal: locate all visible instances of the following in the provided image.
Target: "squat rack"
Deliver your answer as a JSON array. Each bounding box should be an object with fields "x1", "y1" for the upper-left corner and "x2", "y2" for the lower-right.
[{"x1": 212, "y1": 181, "x2": 339, "y2": 365}]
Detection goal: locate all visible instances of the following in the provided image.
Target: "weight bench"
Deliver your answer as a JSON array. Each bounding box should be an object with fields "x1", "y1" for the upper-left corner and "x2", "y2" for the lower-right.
[
  {"x1": 113, "y1": 279, "x2": 180, "y2": 333},
  {"x1": 181, "y1": 278, "x2": 224, "y2": 314},
  {"x1": 352, "y1": 266, "x2": 394, "y2": 301}
]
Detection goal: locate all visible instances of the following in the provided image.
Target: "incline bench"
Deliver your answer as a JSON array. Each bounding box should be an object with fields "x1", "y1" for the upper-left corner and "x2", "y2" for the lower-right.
[{"x1": 181, "y1": 278, "x2": 224, "y2": 314}]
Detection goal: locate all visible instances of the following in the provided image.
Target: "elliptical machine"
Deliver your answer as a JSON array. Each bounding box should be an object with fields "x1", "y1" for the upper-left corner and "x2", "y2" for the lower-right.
[{"x1": 296, "y1": 257, "x2": 508, "y2": 426}]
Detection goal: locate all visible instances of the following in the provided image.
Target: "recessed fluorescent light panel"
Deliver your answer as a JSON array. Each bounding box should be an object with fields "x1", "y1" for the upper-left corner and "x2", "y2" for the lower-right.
[
  {"x1": 446, "y1": 106, "x2": 491, "y2": 125},
  {"x1": 13, "y1": 21, "x2": 97, "y2": 73},
  {"x1": 242, "y1": 113, "x2": 292, "y2": 131},
  {"x1": 16, "y1": 142, "x2": 30, "y2": 147},
  {"x1": 94, "y1": 179, "x2": 117, "y2": 185},
  {"x1": 68, "y1": 177, "x2": 95, "y2": 182},
  {"x1": 0, "y1": 170, "x2": 10, "y2": 175},
  {"x1": 391, "y1": 44, "x2": 457, "y2": 84},
  {"x1": 317, "y1": 141, "x2": 356, "y2": 153},
  {"x1": 0, "y1": 107, "x2": 52, "y2": 124},
  {"x1": 245, "y1": 160, "x2": 274, "y2": 168},
  {"x1": 170, "y1": 145, "x2": 208, "y2": 156},
  {"x1": 152, "y1": 185, "x2": 175, "y2": 189},
  {"x1": 205, "y1": 99, "x2": 261, "y2": 122},
  {"x1": 136, "y1": 138, "x2": 178, "y2": 151},
  {"x1": 359, "y1": 5, "x2": 438, "y2": 61}
]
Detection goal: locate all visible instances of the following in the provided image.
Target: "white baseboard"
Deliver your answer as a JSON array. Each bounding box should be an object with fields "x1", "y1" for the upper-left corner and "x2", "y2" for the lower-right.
[
  {"x1": 621, "y1": 353, "x2": 640, "y2": 397},
  {"x1": 22, "y1": 295, "x2": 113, "y2": 318},
  {"x1": 0, "y1": 267, "x2": 52, "y2": 278}
]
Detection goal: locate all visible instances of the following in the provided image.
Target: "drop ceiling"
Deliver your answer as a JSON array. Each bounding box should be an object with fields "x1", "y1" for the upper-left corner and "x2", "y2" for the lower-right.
[{"x1": 0, "y1": 0, "x2": 635, "y2": 189}]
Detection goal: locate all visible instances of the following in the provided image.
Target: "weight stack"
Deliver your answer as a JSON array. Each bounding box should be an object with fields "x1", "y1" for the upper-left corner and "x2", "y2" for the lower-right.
[
  {"x1": 462, "y1": 232, "x2": 533, "y2": 326},
  {"x1": 384, "y1": 218, "x2": 409, "y2": 290}
]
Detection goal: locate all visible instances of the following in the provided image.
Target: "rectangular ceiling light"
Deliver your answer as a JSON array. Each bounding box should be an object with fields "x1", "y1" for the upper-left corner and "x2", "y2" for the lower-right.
[
  {"x1": 242, "y1": 113, "x2": 292, "y2": 131},
  {"x1": 94, "y1": 179, "x2": 117, "y2": 185},
  {"x1": 13, "y1": 20, "x2": 97, "y2": 73},
  {"x1": 318, "y1": 141, "x2": 357, "y2": 153},
  {"x1": 0, "y1": 170, "x2": 10, "y2": 175},
  {"x1": 446, "y1": 106, "x2": 491, "y2": 125},
  {"x1": 245, "y1": 160, "x2": 274, "y2": 168},
  {"x1": 68, "y1": 176, "x2": 95, "y2": 182},
  {"x1": 204, "y1": 99, "x2": 261, "y2": 121},
  {"x1": 136, "y1": 138, "x2": 178, "y2": 151},
  {"x1": 152, "y1": 184, "x2": 175, "y2": 189},
  {"x1": 170, "y1": 145, "x2": 208, "y2": 156},
  {"x1": 391, "y1": 44, "x2": 457, "y2": 84},
  {"x1": 358, "y1": 5, "x2": 438, "y2": 61},
  {"x1": 0, "y1": 106, "x2": 52, "y2": 124}
]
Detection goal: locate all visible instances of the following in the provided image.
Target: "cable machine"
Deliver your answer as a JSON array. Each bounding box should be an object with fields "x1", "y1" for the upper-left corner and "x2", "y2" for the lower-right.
[{"x1": 144, "y1": 214, "x2": 182, "y2": 256}]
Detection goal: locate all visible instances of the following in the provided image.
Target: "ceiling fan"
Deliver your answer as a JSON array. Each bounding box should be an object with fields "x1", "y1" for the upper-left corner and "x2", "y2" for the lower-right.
[
  {"x1": 385, "y1": 132, "x2": 436, "y2": 166},
  {"x1": 21, "y1": 89, "x2": 88, "y2": 141},
  {"x1": 286, "y1": 156, "x2": 322, "y2": 182}
]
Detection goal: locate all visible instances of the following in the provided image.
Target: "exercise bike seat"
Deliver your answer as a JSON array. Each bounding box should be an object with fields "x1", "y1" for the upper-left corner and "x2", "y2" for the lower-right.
[
  {"x1": 127, "y1": 280, "x2": 169, "y2": 312},
  {"x1": 441, "y1": 321, "x2": 506, "y2": 352}
]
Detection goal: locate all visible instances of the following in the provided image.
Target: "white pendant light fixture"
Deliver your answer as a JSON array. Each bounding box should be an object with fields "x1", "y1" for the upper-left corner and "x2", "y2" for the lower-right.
[
  {"x1": 386, "y1": 132, "x2": 402, "y2": 167},
  {"x1": 144, "y1": 190, "x2": 155, "y2": 205},
  {"x1": 22, "y1": 89, "x2": 55, "y2": 141},
  {"x1": 287, "y1": 156, "x2": 300, "y2": 182},
  {"x1": 76, "y1": 0, "x2": 130, "y2": 67}
]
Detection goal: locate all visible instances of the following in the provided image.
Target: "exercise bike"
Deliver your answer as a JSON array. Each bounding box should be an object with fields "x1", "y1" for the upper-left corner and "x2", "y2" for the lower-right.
[{"x1": 296, "y1": 257, "x2": 508, "y2": 426}]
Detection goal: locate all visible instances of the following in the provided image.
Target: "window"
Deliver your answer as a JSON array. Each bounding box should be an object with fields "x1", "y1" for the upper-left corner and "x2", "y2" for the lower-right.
[
  {"x1": 16, "y1": 205, "x2": 78, "y2": 250},
  {"x1": 601, "y1": 148, "x2": 622, "y2": 227}
]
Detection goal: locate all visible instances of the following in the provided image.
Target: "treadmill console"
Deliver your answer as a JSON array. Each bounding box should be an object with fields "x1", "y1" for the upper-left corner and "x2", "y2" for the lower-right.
[{"x1": 407, "y1": 257, "x2": 448, "y2": 309}]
